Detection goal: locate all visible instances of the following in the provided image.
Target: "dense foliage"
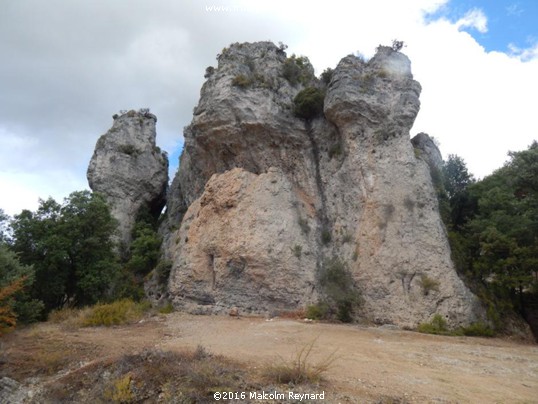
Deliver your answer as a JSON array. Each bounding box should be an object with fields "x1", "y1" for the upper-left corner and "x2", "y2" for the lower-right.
[
  {"x1": 10, "y1": 191, "x2": 119, "y2": 314},
  {"x1": 441, "y1": 143, "x2": 538, "y2": 329},
  {"x1": 293, "y1": 87, "x2": 325, "y2": 120},
  {"x1": 281, "y1": 54, "x2": 315, "y2": 86}
]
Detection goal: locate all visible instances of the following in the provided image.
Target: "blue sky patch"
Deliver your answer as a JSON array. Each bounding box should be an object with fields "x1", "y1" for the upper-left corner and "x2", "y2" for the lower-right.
[{"x1": 426, "y1": 0, "x2": 537, "y2": 53}]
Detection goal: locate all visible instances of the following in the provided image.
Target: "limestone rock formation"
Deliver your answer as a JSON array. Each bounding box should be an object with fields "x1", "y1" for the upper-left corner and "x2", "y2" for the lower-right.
[
  {"x1": 87, "y1": 110, "x2": 168, "y2": 250},
  {"x1": 161, "y1": 42, "x2": 485, "y2": 327}
]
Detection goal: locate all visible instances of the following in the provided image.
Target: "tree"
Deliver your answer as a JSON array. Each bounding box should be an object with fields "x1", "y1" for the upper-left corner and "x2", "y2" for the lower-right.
[
  {"x1": 0, "y1": 276, "x2": 26, "y2": 335},
  {"x1": 442, "y1": 154, "x2": 476, "y2": 230},
  {"x1": 0, "y1": 208, "x2": 10, "y2": 244},
  {"x1": 11, "y1": 191, "x2": 119, "y2": 312},
  {"x1": 443, "y1": 154, "x2": 475, "y2": 199},
  {"x1": 461, "y1": 143, "x2": 538, "y2": 316},
  {"x1": 0, "y1": 244, "x2": 44, "y2": 327}
]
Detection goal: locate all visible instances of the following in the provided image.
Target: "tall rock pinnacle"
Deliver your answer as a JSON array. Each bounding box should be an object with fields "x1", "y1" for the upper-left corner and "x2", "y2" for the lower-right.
[
  {"x1": 87, "y1": 109, "x2": 168, "y2": 251},
  {"x1": 158, "y1": 42, "x2": 484, "y2": 328}
]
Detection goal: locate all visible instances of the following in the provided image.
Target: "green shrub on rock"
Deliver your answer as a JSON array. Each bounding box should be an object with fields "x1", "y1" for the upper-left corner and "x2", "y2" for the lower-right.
[{"x1": 293, "y1": 87, "x2": 325, "y2": 120}]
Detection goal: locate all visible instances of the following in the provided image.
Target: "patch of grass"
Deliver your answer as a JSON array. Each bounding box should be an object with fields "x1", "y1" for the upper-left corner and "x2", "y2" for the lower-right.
[
  {"x1": 291, "y1": 244, "x2": 302, "y2": 258},
  {"x1": 81, "y1": 299, "x2": 151, "y2": 327},
  {"x1": 321, "y1": 229, "x2": 332, "y2": 245},
  {"x1": 117, "y1": 144, "x2": 139, "y2": 157},
  {"x1": 158, "y1": 302, "x2": 174, "y2": 314},
  {"x1": 418, "y1": 315, "x2": 495, "y2": 337},
  {"x1": 278, "y1": 308, "x2": 307, "y2": 319},
  {"x1": 48, "y1": 306, "x2": 91, "y2": 330},
  {"x1": 231, "y1": 74, "x2": 253, "y2": 88},
  {"x1": 458, "y1": 322, "x2": 495, "y2": 337},
  {"x1": 342, "y1": 232, "x2": 353, "y2": 244},
  {"x1": 305, "y1": 303, "x2": 329, "y2": 320},
  {"x1": 298, "y1": 217, "x2": 310, "y2": 234},
  {"x1": 105, "y1": 374, "x2": 134, "y2": 403},
  {"x1": 328, "y1": 143, "x2": 343, "y2": 159},
  {"x1": 417, "y1": 314, "x2": 448, "y2": 335},
  {"x1": 418, "y1": 274, "x2": 440, "y2": 296},
  {"x1": 263, "y1": 339, "x2": 337, "y2": 385}
]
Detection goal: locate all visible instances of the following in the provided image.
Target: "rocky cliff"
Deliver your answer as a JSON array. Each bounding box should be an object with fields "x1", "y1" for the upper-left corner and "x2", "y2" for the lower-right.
[
  {"x1": 159, "y1": 42, "x2": 484, "y2": 327},
  {"x1": 87, "y1": 110, "x2": 168, "y2": 251}
]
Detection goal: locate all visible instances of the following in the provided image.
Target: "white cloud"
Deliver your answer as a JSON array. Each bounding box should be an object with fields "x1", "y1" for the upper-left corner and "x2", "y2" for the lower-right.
[
  {"x1": 508, "y1": 41, "x2": 538, "y2": 62},
  {"x1": 0, "y1": 0, "x2": 536, "y2": 214},
  {"x1": 455, "y1": 8, "x2": 488, "y2": 33}
]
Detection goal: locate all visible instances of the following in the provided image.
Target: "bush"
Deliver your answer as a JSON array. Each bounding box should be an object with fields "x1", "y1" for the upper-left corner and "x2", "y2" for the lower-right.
[
  {"x1": 281, "y1": 55, "x2": 314, "y2": 86},
  {"x1": 417, "y1": 314, "x2": 448, "y2": 335},
  {"x1": 0, "y1": 277, "x2": 26, "y2": 335},
  {"x1": 328, "y1": 143, "x2": 343, "y2": 159},
  {"x1": 297, "y1": 217, "x2": 310, "y2": 234},
  {"x1": 105, "y1": 374, "x2": 134, "y2": 403},
  {"x1": 418, "y1": 274, "x2": 440, "y2": 296},
  {"x1": 231, "y1": 74, "x2": 253, "y2": 88},
  {"x1": 293, "y1": 87, "x2": 325, "y2": 120},
  {"x1": 320, "y1": 68, "x2": 334, "y2": 85},
  {"x1": 158, "y1": 302, "x2": 174, "y2": 314},
  {"x1": 305, "y1": 303, "x2": 329, "y2": 320},
  {"x1": 318, "y1": 257, "x2": 360, "y2": 322},
  {"x1": 118, "y1": 144, "x2": 139, "y2": 156},
  {"x1": 263, "y1": 339, "x2": 337, "y2": 385},
  {"x1": 321, "y1": 229, "x2": 332, "y2": 245},
  {"x1": 459, "y1": 322, "x2": 494, "y2": 337},
  {"x1": 291, "y1": 244, "x2": 302, "y2": 258},
  {"x1": 81, "y1": 299, "x2": 150, "y2": 327}
]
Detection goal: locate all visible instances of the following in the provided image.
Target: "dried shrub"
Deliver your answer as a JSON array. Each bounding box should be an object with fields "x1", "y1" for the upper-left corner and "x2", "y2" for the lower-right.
[
  {"x1": 81, "y1": 299, "x2": 150, "y2": 327},
  {"x1": 418, "y1": 274, "x2": 440, "y2": 296},
  {"x1": 263, "y1": 338, "x2": 337, "y2": 385}
]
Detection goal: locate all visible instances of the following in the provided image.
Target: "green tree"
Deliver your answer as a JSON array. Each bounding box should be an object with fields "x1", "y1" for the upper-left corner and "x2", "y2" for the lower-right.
[
  {"x1": 442, "y1": 154, "x2": 476, "y2": 230},
  {"x1": 11, "y1": 191, "x2": 119, "y2": 312},
  {"x1": 0, "y1": 242, "x2": 44, "y2": 325},
  {"x1": 461, "y1": 143, "x2": 537, "y2": 317},
  {"x1": 0, "y1": 208, "x2": 10, "y2": 244}
]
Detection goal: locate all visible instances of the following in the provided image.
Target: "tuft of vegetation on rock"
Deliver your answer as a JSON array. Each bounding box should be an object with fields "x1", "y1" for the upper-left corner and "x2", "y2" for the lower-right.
[
  {"x1": 308, "y1": 257, "x2": 361, "y2": 323},
  {"x1": 293, "y1": 87, "x2": 325, "y2": 120},
  {"x1": 281, "y1": 54, "x2": 315, "y2": 86}
]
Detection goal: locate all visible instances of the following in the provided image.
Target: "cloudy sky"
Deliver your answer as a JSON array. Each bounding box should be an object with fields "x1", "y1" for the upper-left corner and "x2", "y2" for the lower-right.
[{"x1": 1, "y1": 0, "x2": 537, "y2": 215}]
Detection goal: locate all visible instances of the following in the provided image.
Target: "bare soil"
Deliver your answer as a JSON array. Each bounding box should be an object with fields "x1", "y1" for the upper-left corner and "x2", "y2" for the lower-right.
[{"x1": 1, "y1": 312, "x2": 537, "y2": 403}]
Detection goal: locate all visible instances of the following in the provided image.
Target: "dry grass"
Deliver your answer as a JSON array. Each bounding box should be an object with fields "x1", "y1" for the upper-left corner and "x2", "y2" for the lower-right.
[
  {"x1": 0, "y1": 325, "x2": 92, "y2": 379},
  {"x1": 263, "y1": 338, "x2": 338, "y2": 385},
  {"x1": 277, "y1": 308, "x2": 307, "y2": 319},
  {"x1": 48, "y1": 299, "x2": 151, "y2": 329},
  {"x1": 40, "y1": 346, "x2": 255, "y2": 403},
  {"x1": 48, "y1": 306, "x2": 92, "y2": 330}
]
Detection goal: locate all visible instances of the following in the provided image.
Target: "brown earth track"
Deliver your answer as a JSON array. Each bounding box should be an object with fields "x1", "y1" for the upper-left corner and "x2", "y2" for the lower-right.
[{"x1": 1, "y1": 312, "x2": 537, "y2": 403}]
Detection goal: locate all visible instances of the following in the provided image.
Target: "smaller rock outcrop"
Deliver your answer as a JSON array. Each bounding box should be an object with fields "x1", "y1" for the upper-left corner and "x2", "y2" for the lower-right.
[
  {"x1": 411, "y1": 132, "x2": 443, "y2": 172},
  {"x1": 87, "y1": 110, "x2": 168, "y2": 250}
]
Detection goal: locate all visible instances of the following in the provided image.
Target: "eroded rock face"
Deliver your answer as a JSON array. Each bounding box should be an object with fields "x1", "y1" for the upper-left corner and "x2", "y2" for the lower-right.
[
  {"x1": 162, "y1": 42, "x2": 485, "y2": 327},
  {"x1": 323, "y1": 47, "x2": 482, "y2": 327},
  {"x1": 87, "y1": 110, "x2": 168, "y2": 250},
  {"x1": 168, "y1": 167, "x2": 318, "y2": 314}
]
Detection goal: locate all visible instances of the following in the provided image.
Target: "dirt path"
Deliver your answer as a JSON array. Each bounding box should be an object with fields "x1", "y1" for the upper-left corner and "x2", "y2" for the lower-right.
[
  {"x1": 2, "y1": 313, "x2": 537, "y2": 403},
  {"x1": 157, "y1": 313, "x2": 538, "y2": 403}
]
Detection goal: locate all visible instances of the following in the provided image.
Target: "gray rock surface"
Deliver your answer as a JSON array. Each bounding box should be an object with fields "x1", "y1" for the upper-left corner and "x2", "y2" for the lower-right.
[
  {"x1": 161, "y1": 42, "x2": 485, "y2": 327},
  {"x1": 87, "y1": 110, "x2": 168, "y2": 250},
  {"x1": 411, "y1": 132, "x2": 444, "y2": 172},
  {"x1": 0, "y1": 377, "x2": 28, "y2": 403}
]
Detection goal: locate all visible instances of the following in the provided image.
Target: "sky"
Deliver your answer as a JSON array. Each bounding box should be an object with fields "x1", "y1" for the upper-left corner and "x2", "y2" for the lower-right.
[{"x1": 0, "y1": 0, "x2": 537, "y2": 216}]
